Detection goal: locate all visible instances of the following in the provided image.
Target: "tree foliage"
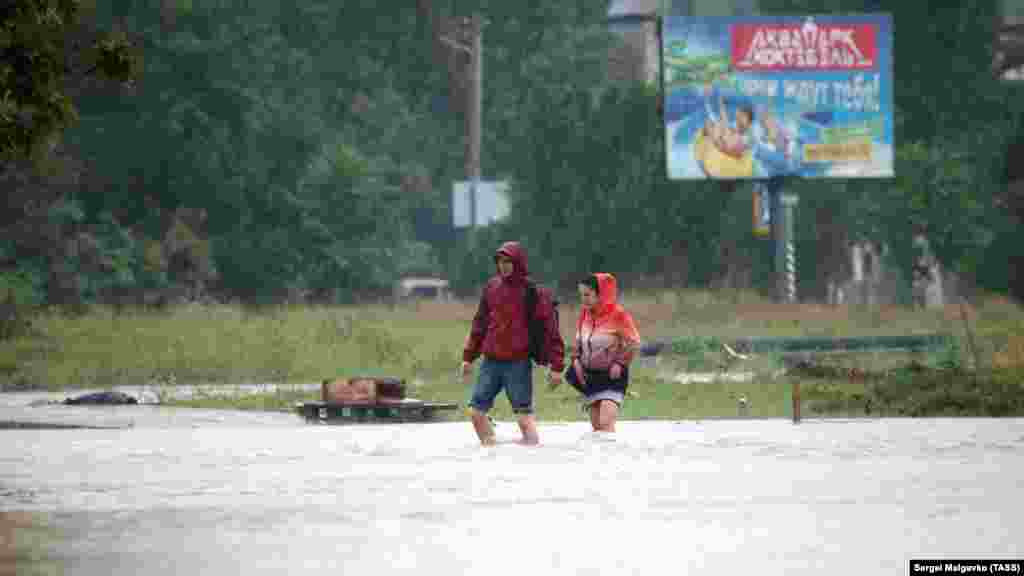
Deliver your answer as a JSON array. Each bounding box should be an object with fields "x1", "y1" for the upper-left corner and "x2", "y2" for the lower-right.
[
  {"x1": 2, "y1": 0, "x2": 1022, "y2": 309},
  {"x1": 0, "y1": 0, "x2": 137, "y2": 161}
]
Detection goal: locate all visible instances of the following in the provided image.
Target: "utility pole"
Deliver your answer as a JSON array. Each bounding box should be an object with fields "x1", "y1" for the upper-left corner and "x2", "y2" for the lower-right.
[
  {"x1": 469, "y1": 13, "x2": 482, "y2": 233},
  {"x1": 440, "y1": 14, "x2": 483, "y2": 239}
]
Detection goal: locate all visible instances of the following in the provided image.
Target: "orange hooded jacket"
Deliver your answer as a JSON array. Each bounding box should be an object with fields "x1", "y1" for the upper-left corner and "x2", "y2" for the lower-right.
[{"x1": 573, "y1": 273, "x2": 640, "y2": 371}]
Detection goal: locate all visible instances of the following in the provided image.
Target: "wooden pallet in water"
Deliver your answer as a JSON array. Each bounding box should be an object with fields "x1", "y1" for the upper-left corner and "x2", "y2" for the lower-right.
[{"x1": 295, "y1": 399, "x2": 459, "y2": 424}]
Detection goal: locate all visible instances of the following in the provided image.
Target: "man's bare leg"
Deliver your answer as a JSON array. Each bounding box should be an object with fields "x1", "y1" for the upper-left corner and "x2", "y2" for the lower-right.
[
  {"x1": 516, "y1": 413, "x2": 539, "y2": 446},
  {"x1": 470, "y1": 408, "x2": 496, "y2": 446},
  {"x1": 589, "y1": 404, "x2": 601, "y2": 431}
]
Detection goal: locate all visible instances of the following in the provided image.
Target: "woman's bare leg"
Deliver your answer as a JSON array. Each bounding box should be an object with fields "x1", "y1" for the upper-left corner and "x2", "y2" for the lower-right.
[
  {"x1": 597, "y1": 400, "x2": 619, "y2": 433},
  {"x1": 516, "y1": 413, "x2": 539, "y2": 446}
]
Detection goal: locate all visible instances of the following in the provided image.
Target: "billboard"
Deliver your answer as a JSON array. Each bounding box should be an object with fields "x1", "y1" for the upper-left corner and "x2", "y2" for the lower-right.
[{"x1": 662, "y1": 14, "x2": 893, "y2": 180}]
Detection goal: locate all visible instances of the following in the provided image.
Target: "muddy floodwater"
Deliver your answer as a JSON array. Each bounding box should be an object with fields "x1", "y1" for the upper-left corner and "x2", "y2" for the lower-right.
[{"x1": 2, "y1": 389, "x2": 1022, "y2": 575}]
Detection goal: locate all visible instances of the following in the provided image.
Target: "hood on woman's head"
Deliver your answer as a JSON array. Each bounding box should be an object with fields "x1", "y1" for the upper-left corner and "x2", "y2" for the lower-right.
[{"x1": 593, "y1": 273, "x2": 618, "y2": 309}]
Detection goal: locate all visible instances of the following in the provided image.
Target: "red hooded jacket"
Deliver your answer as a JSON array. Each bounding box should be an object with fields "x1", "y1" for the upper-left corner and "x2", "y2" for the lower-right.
[{"x1": 463, "y1": 242, "x2": 565, "y2": 372}]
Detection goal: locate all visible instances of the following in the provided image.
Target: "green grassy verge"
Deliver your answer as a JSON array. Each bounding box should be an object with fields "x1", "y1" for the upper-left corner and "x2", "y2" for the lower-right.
[
  {"x1": 157, "y1": 369, "x2": 797, "y2": 421},
  {"x1": 0, "y1": 301, "x2": 467, "y2": 391},
  {"x1": 1, "y1": 512, "x2": 64, "y2": 576},
  {"x1": 802, "y1": 366, "x2": 1024, "y2": 417},
  {"x1": 3, "y1": 290, "x2": 1023, "y2": 419}
]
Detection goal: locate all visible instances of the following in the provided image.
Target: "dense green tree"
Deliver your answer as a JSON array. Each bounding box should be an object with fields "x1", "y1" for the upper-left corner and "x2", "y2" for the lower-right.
[
  {"x1": 3, "y1": 0, "x2": 1022, "y2": 308},
  {"x1": 0, "y1": 0, "x2": 137, "y2": 161}
]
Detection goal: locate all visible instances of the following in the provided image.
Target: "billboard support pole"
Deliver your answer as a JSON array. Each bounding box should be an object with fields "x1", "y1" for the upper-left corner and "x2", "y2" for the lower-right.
[
  {"x1": 782, "y1": 192, "x2": 798, "y2": 303},
  {"x1": 770, "y1": 178, "x2": 798, "y2": 304}
]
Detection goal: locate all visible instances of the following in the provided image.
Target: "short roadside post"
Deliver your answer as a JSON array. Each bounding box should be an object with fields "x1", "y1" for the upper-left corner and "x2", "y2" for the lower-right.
[{"x1": 792, "y1": 380, "x2": 801, "y2": 423}]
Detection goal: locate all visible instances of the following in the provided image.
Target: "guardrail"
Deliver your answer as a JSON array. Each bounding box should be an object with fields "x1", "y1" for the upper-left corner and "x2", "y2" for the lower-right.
[
  {"x1": 637, "y1": 333, "x2": 954, "y2": 423},
  {"x1": 639, "y1": 333, "x2": 952, "y2": 357}
]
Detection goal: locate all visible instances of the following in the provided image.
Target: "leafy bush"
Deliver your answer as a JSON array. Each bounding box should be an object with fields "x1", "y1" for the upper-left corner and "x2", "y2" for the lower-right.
[{"x1": 0, "y1": 267, "x2": 45, "y2": 340}]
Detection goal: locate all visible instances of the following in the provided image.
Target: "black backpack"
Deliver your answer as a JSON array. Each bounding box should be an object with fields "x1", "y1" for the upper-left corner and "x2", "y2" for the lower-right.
[{"x1": 525, "y1": 281, "x2": 559, "y2": 365}]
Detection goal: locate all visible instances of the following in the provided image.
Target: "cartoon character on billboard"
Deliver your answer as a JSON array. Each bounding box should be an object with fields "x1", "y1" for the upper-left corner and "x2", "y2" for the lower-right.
[
  {"x1": 695, "y1": 85, "x2": 755, "y2": 178},
  {"x1": 758, "y1": 108, "x2": 788, "y2": 154},
  {"x1": 753, "y1": 106, "x2": 801, "y2": 176}
]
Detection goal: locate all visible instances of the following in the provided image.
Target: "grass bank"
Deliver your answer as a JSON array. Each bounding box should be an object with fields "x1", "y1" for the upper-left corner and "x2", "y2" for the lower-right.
[
  {"x1": 2, "y1": 290, "x2": 1023, "y2": 419},
  {"x1": 1, "y1": 512, "x2": 65, "y2": 576},
  {"x1": 800, "y1": 364, "x2": 1024, "y2": 417}
]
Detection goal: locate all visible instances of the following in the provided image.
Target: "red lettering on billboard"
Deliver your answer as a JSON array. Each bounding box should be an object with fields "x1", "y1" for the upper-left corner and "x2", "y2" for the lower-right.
[{"x1": 731, "y1": 20, "x2": 877, "y2": 71}]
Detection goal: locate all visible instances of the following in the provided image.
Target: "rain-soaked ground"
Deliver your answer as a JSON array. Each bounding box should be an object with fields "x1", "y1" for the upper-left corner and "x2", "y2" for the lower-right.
[{"x1": 2, "y1": 387, "x2": 1023, "y2": 575}]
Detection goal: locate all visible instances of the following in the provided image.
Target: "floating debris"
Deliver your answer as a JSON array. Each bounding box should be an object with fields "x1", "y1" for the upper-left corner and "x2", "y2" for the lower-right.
[{"x1": 63, "y1": 391, "x2": 139, "y2": 405}]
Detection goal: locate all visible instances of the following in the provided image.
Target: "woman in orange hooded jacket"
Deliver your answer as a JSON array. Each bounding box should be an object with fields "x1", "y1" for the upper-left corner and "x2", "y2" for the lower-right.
[{"x1": 566, "y1": 273, "x2": 640, "y2": 433}]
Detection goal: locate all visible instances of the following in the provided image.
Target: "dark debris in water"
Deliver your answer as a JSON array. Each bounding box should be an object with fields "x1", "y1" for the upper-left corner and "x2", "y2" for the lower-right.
[
  {"x1": 0, "y1": 421, "x2": 125, "y2": 430},
  {"x1": 63, "y1": 391, "x2": 139, "y2": 405}
]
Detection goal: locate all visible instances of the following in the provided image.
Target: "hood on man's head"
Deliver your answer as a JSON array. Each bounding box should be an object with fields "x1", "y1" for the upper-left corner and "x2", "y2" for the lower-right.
[{"x1": 495, "y1": 241, "x2": 529, "y2": 277}]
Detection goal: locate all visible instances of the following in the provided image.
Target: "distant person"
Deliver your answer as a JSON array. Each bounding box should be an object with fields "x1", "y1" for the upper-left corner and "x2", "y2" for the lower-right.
[
  {"x1": 461, "y1": 241, "x2": 564, "y2": 446},
  {"x1": 565, "y1": 273, "x2": 640, "y2": 433}
]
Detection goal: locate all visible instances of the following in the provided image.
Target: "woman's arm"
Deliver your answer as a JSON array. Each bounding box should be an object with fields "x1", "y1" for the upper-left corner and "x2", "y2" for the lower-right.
[{"x1": 538, "y1": 289, "x2": 565, "y2": 373}]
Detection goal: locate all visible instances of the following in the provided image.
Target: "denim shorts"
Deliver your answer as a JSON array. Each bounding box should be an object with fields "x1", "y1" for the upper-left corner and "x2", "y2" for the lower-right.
[{"x1": 469, "y1": 358, "x2": 533, "y2": 415}]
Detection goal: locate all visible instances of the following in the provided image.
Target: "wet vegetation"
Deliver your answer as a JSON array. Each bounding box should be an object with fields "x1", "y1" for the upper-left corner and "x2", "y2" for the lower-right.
[
  {"x1": 801, "y1": 361, "x2": 1024, "y2": 418},
  {"x1": 1, "y1": 2, "x2": 1022, "y2": 420},
  {"x1": 3, "y1": 291, "x2": 1021, "y2": 419},
  {"x1": 0, "y1": 512, "x2": 65, "y2": 576}
]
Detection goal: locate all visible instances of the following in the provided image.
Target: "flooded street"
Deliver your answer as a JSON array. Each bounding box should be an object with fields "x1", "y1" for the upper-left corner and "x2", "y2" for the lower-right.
[{"x1": 2, "y1": 391, "x2": 1023, "y2": 575}]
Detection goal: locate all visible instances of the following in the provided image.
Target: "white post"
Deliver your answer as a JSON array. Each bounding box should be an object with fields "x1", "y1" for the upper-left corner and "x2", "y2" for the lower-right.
[{"x1": 851, "y1": 243, "x2": 864, "y2": 283}]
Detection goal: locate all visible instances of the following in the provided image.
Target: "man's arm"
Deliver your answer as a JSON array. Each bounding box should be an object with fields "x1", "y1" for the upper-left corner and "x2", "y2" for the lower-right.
[{"x1": 539, "y1": 290, "x2": 565, "y2": 373}]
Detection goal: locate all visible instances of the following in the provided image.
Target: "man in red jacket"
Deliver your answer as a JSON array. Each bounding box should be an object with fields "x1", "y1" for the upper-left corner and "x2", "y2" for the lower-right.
[{"x1": 460, "y1": 241, "x2": 564, "y2": 446}]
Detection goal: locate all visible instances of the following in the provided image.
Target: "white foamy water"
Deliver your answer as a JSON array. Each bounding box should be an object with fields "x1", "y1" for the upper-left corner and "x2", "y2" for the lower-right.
[{"x1": 3, "y1": 417, "x2": 1023, "y2": 575}]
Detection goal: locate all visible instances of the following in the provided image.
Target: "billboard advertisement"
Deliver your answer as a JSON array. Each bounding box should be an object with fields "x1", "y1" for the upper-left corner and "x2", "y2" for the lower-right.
[{"x1": 662, "y1": 14, "x2": 893, "y2": 180}]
